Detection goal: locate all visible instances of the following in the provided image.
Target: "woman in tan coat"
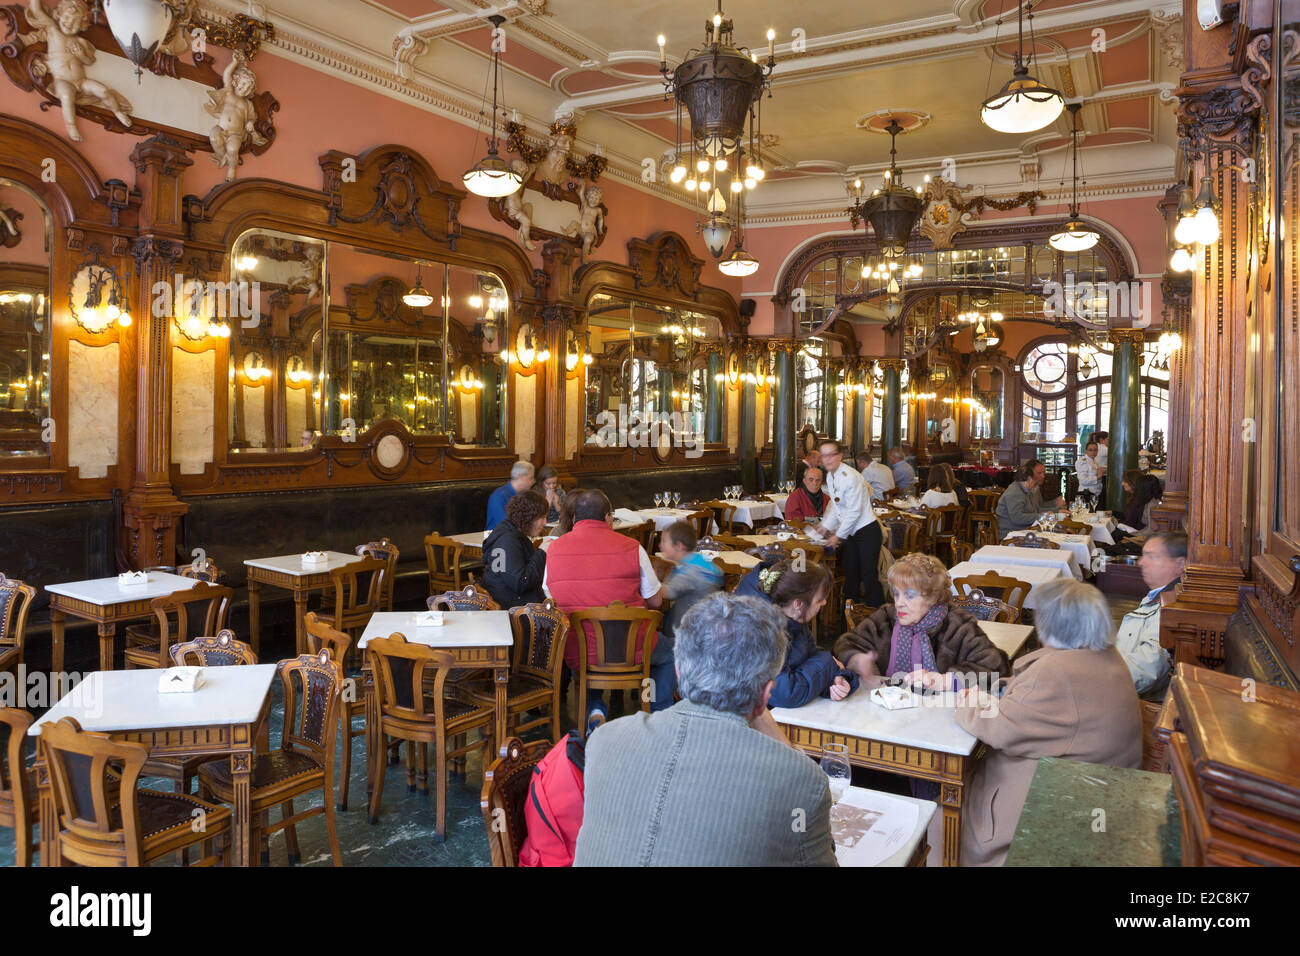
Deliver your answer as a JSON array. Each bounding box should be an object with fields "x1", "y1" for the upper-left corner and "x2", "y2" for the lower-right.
[{"x1": 954, "y1": 577, "x2": 1143, "y2": 866}]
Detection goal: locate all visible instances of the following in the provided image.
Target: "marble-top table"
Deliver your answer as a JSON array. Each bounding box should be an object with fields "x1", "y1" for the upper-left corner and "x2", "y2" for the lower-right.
[
  {"x1": 979, "y1": 620, "x2": 1034, "y2": 660},
  {"x1": 244, "y1": 551, "x2": 361, "y2": 656},
  {"x1": 1005, "y1": 757, "x2": 1182, "y2": 866},
  {"x1": 972, "y1": 543, "x2": 1082, "y2": 581},
  {"x1": 772, "y1": 683, "x2": 981, "y2": 867},
  {"x1": 947, "y1": 560, "x2": 1065, "y2": 610},
  {"x1": 358, "y1": 610, "x2": 514, "y2": 766},
  {"x1": 31, "y1": 665, "x2": 276, "y2": 867},
  {"x1": 45, "y1": 571, "x2": 200, "y2": 673},
  {"x1": 836, "y1": 787, "x2": 938, "y2": 867},
  {"x1": 1001, "y1": 531, "x2": 1095, "y2": 576}
]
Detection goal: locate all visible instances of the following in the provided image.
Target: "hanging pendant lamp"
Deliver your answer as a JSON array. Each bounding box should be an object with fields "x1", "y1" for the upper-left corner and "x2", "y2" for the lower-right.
[
  {"x1": 1050, "y1": 103, "x2": 1099, "y2": 252},
  {"x1": 980, "y1": 1, "x2": 1064, "y2": 134},
  {"x1": 463, "y1": 16, "x2": 524, "y2": 199}
]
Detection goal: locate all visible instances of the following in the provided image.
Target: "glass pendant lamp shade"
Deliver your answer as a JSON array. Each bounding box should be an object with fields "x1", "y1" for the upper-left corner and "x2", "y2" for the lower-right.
[
  {"x1": 463, "y1": 150, "x2": 522, "y2": 198},
  {"x1": 1174, "y1": 211, "x2": 1200, "y2": 246},
  {"x1": 1193, "y1": 204, "x2": 1220, "y2": 245},
  {"x1": 103, "y1": 0, "x2": 174, "y2": 78},
  {"x1": 981, "y1": 69, "x2": 1064, "y2": 133},
  {"x1": 403, "y1": 268, "x2": 435, "y2": 308},
  {"x1": 1050, "y1": 218, "x2": 1099, "y2": 251},
  {"x1": 701, "y1": 218, "x2": 733, "y2": 258},
  {"x1": 718, "y1": 246, "x2": 759, "y2": 277},
  {"x1": 1169, "y1": 247, "x2": 1194, "y2": 273}
]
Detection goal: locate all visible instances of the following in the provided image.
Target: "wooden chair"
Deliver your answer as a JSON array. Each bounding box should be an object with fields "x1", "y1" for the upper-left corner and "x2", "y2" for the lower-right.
[
  {"x1": 429, "y1": 583, "x2": 500, "y2": 611},
  {"x1": 424, "y1": 532, "x2": 478, "y2": 594},
  {"x1": 881, "y1": 488, "x2": 905, "y2": 502},
  {"x1": 683, "y1": 509, "x2": 713, "y2": 540},
  {"x1": 967, "y1": 489, "x2": 1000, "y2": 545},
  {"x1": 569, "y1": 602, "x2": 662, "y2": 726},
  {"x1": 650, "y1": 554, "x2": 675, "y2": 581},
  {"x1": 123, "y1": 582, "x2": 232, "y2": 669},
  {"x1": 125, "y1": 560, "x2": 222, "y2": 649},
  {"x1": 1000, "y1": 531, "x2": 1060, "y2": 549},
  {"x1": 320, "y1": 539, "x2": 402, "y2": 614},
  {"x1": 700, "y1": 500, "x2": 736, "y2": 534},
  {"x1": 41, "y1": 716, "x2": 232, "y2": 867},
  {"x1": 950, "y1": 588, "x2": 1021, "y2": 624},
  {"x1": 197, "y1": 652, "x2": 344, "y2": 866},
  {"x1": 0, "y1": 573, "x2": 36, "y2": 677},
  {"x1": 364, "y1": 634, "x2": 495, "y2": 841},
  {"x1": 710, "y1": 531, "x2": 753, "y2": 551},
  {"x1": 458, "y1": 600, "x2": 570, "y2": 743},
  {"x1": 952, "y1": 570, "x2": 1033, "y2": 619},
  {"x1": 0, "y1": 707, "x2": 34, "y2": 867},
  {"x1": 303, "y1": 612, "x2": 364, "y2": 812},
  {"x1": 616, "y1": 520, "x2": 655, "y2": 554},
  {"x1": 138, "y1": 631, "x2": 260, "y2": 798},
  {"x1": 713, "y1": 558, "x2": 749, "y2": 593},
  {"x1": 778, "y1": 539, "x2": 824, "y2": 565},
  {"x1": 881, "y1": 517, "x2": 920, "y2": 558},
  {"x1": 950, "y1": 539, "x2": 974, "y2": 564},
  {"x1": 480, "y1": 736, "x2": 551, "y2": 868},
  {"x1": 844, "y1": 600, "x2": 876, "y2": 631},
  {"x1": 928, "y1": 504, "x2": 966, "y2": 565},
  {"x1": 1057, "y1": 519, "x2": 1092, "y2": 536},
  {"x1": 316, "y1": 557, "x2": 388, "y2": 653}
]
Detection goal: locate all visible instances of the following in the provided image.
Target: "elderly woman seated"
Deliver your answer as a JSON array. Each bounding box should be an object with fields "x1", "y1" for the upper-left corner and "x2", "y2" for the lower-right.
[
  {"x1": 954, "y1": 577, "x2": 1142, "y2": 866},
  {"x1": 834, "y1": 553, "x2": 1009, "y2": 691}
]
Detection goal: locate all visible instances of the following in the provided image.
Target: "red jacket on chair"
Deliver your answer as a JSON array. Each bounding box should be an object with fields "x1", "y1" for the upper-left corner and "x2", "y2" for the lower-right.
[
  {"x1": 519, "y1": 732, "x2": 585, "y2": 867},
  {"x1": 545, "y1": 519, "x2": 649, "y2": 669}
]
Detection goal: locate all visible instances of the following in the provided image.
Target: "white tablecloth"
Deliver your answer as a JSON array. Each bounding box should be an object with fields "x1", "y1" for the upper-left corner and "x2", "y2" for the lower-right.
[
  {"x1": 947, "y1": 560, "x2": 1066, "y2": 610},
  {"x1": 972, "y1": 544, "x2": 1080, "y2": 580},
  {"x1": 1078, "y1": 512, "x2": 1117, "y2": 546},
  {"x1": 768, "y1": 492, "x2": 790, "y2": 515},
  {"x1": 999, "y1": 532, "x2": 1095, "y2": 577},
  {"x1": 615, "y1": 507, "x2": 699, "y2": 531}
]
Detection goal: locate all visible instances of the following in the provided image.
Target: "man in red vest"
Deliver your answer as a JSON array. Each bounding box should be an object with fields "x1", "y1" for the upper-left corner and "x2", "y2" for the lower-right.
[{"x1": 543, "y1": 489, "x2": 664, "y2": 736}]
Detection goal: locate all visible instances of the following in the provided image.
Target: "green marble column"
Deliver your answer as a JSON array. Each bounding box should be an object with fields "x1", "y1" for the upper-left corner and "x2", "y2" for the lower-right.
[
  {"x1": 658, "y1": 366, "x2": 674, "y2": 417},
  {"x1": 880, "y1": 362, "x2": 901, "y2": 462},
  {"x1": 706, "y1": 351, "x2": 723, "y2": 443},
  {"x1": 774, "y1": 345, "x2": 796, "y2": 486},
  {"x1": 1105, "y1": 331, "x2": 1143, "y2": 512},
  {"x1": 853, "y1": 385, "x2": 867, "y2": 456},
  {"x1": 739, "y1": 363, "x2": 757, "y2": 491}
]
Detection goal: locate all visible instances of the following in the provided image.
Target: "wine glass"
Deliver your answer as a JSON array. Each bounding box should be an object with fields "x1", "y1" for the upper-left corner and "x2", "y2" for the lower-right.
[
  {"x1": 672, "y1": 491, "x2": 682, "y2": 509},
  {"x1": 821, "y1": 743, "x2": 852, "y2": 822}
]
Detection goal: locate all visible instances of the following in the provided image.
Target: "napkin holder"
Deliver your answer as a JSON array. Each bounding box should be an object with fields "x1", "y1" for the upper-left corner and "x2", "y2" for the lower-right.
[
  {"x1": 117, "y1": 571, "x2": 149, "y2": 590},
  {"x1": 870, "y1": 685, "x2": 919, "y2": 710},
  {"x1": 415, "y1": 610, "x2": 445, "y2": 627},
  {"x1": 699, "y1": 549, "x2": 721, "y2": 561},
  {"x1": 775, "y1": 531, "x2": 796, "y2": 541},
  {"x1": 158, "y1": 666, "x2": 205, "y2": 694},
  {"x1": 301, "y1": 551, "x2": 329, "y2": 569}
]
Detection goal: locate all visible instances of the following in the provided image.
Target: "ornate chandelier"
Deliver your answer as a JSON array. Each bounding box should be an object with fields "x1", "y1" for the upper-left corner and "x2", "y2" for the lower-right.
[{"x1": 849, "y1": 120, "x2": 925, "y2": 259}]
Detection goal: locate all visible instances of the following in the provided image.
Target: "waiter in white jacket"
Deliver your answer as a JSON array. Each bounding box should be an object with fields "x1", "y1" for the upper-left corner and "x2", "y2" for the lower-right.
[{"x1": 817, "y1": 440, "x2": 884, "y2": 606}]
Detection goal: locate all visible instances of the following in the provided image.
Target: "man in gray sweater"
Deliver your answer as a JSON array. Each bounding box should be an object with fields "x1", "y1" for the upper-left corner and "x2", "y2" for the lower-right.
[
  {"x1": 573, "y1": 592, "x2": 837, "y2": 866},
  {"x1": 995, "y1": 459, "x2": 1066, "y2": 538}
]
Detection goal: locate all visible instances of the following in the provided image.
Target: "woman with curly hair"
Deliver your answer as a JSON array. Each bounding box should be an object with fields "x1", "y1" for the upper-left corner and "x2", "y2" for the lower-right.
[{"x1": 481, "y1": 489, "x2": 548, "y2": 608}]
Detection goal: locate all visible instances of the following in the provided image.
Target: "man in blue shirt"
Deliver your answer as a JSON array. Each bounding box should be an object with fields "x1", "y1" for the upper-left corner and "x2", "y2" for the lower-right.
[
  {"x1": 486, "y1": 460, "x2": 536, "y2": 530},
  {"x1": 887, "y1": 447, "x2": 917, "y2": 494}
]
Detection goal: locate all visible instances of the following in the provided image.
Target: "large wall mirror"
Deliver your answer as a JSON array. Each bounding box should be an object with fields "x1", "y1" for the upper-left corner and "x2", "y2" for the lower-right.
[
  {"x1": 970, "y1": 364, "x2": 1004, "y2": 441},
  {"x1": 225, "y1": 228, "x2": 509, "y2": 452},
  {"x1": 0, "y1": 179, "x2": 52, "y2": 458},
  {"x1": 927, "y1": 361, "x2": 954, "y2": 443},
  {"x1": 584, "y1": 293, "x2": 722, "y2": 446}
]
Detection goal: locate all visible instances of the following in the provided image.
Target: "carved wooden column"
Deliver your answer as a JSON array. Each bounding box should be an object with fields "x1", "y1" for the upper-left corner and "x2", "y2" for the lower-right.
[
  {"x1": 123, "y1": 137, "x2": 192, "y2": 569},
  {"x1": 539, "y1": 240, "x2": 578, "y2": 468},
  {"x1": 1162, "y1": 83, "x2": 1259, "y2": 668}
]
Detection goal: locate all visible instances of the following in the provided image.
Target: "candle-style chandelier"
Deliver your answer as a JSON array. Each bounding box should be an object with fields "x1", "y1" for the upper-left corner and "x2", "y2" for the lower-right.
[{"x1": 659, "y1": 3, "x2": 775, "y2": 270}]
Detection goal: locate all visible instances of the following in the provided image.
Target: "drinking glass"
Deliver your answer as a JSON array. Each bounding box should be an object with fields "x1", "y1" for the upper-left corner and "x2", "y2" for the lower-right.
[
  {"x1": 821, "y1": 743, "x2": 852, "y2": 819},
  {"x1": 672, "y1": 492, "x2": 682, "y2": 509}
]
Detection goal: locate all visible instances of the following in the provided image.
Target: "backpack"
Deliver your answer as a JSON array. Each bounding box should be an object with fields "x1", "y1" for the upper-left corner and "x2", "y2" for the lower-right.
[{"x1": 518, "y1": 731, "x2": 585, "y2": 867}]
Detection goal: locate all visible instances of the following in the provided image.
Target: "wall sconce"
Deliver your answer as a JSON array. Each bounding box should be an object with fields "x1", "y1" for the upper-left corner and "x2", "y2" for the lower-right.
[
  {"x1": 70, "y1": 247, "x2": 132, "y2": 332},
  {"x1": 173, "y1": 281, "x2": 230, "y2": 341},
  {"x1": 241, "y1": 351, "x2": 272, "y2": 384}
]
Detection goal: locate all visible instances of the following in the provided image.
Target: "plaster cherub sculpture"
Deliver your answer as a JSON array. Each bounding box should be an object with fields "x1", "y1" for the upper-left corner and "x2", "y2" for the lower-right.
[
  {"x1": 565, "y1": 185, "x2": 603, "y2": 257},
  {"x1": 26, "y1": 0, "x2": 133, "y2": 143},
  {"x1": 285, "y1": 244, "x2": 324, "y2": 300},
  {"x1": 536, "y1": 130, "x2": 573, "y2": 186},
  {"x1": 205, "y1": 52, "x2": 267, "y2": 181},
  {"x1": 503, "y1": 159, "x2": 537, "y2": 250}
]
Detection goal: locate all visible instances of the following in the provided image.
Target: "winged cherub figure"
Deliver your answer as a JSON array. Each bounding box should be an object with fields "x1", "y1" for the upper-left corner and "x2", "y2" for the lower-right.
[
  {"x1": 205, "y1": 52, "x2": 267, "y2": 181},
  {"x1": 26, "y1": 0, "x2": 133, "y2": 142},
  {"x1": 565, "y1": 185, "x2": 604, "y2": 256}
]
